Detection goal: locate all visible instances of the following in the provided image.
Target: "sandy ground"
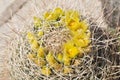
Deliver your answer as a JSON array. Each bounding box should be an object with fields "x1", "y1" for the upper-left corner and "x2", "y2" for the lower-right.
[
  {"x1": 0, "y1": 0, "x2": 15, "y2": 14},
  {"x1": 0, "y1": 0, "x2": 106, "y2": 80}
]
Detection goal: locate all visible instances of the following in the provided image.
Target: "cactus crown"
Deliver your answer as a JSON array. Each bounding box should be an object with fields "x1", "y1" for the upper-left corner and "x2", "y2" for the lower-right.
[{"x1": 27, "y1": 7, "x2": 91, "y2": 76}]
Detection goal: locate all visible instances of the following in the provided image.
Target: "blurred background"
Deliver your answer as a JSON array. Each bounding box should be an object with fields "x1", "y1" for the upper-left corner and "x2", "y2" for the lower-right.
[{"x1": 0, "y1": 0, "x2": 15, "y2": 14}]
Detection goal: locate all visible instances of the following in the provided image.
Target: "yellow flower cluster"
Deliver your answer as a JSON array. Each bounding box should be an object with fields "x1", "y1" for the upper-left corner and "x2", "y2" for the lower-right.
[
  {"x1": 27, "y1": 7, "x2": 91, "y2": 76},
  {"x1": 44, "y1": 8, "x2": 63, "y2": 21},
  {"x1": 27, "y1": 32, "x2": 62, "y2": 76}
]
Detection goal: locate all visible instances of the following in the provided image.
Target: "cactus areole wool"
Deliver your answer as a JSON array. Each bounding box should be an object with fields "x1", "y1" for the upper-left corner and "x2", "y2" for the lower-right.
[{"x1": 27, "y1": 8, "x2": 91, "y2": 76}]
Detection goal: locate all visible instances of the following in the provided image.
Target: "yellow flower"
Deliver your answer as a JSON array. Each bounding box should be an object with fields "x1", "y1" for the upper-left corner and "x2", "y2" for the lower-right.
[
  {"x1": 54, "y1": 7, "x2": 63, "y2": 16},
  {"x1": 68, "y1": 46, "x2": 79, "y2": 58},
  {"x1": 46, "y1": 52, "x2": 62, "y2": 71},
  {"x1": 57, "y1": 53, "x2": 63, "y2": 62},
  {"x1": 31, "y1": 39, "x2": 39, "y2": 50},
  {"x1": 73, "y1": 38, "x2": 84, "y2": 47},
  {"x1": 63, "y1": 41, "x2": 79, "y2": 58},
  {"x1": 41, "y1": 66, "x2": 51, "y2": 76},
  {"x1": 44, "y1": 11, "x2": 51, "y2": 19},
  {"x1": 63, "y1": 54, "x2": 71, "y2": 66},
  {"x1": 28, "y1": 53, "x2": 46, "y2": 67},
  {"x1": 33, "y1": 16, "x2": 42, "y2": 27},
  {"x1": 72, "y1": 31, "x2": 86, "y2": 39},
  {"x1": 27, "y1": 32, "x2": 35, "y2": 40},
  {"x1": 73, "y1": 37, "x2": 89, "y2": 48},
  {"x1": 27, "y1": 32, "x2": 39, "y2": 51},
  {"x1": 67, "y1": 19, "x2": 81, "y2": 31},
  {"x1": 79, "y1": 21, "x2": 88, "y2": 32},
  {"x1": 45, "y1": 7, "x2": 63, "y2": 21},
  {"x1": 65, "y1": 10, "x2": 80, "y2": 31},
  {"x1": 64, "y1": 11, "x2": 88, "y2": 32},
  {"x1": 46, "y1": 52, "x2": 58, "y2": 67},
  {"x1": 63, "y1": 50, "x2": 72, "y2": 65},
  {"x1": 37, "y1": 31, "x2": 44, "y2": 37},
  {"x1": 37, "y1": 47, "x2": 45, "y2": 58},
  {"x1": 63, "y1": 40, "x2": 74, "y2": 49}
]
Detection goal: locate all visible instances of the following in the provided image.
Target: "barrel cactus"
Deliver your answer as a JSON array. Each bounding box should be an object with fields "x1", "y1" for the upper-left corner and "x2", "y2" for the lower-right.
[{"x1": 5, "y1": 1, "x2": 120, "y2": 80}]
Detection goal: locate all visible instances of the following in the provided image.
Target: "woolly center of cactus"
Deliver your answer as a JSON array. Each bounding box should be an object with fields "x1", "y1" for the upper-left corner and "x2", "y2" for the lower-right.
[{"x1": 43, "y1": 28, "x2": 71, "y2": 53}]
